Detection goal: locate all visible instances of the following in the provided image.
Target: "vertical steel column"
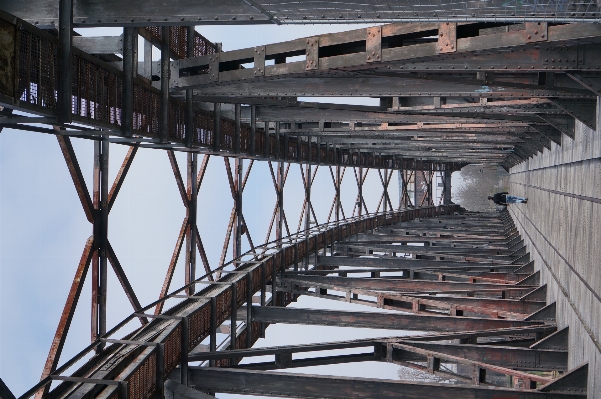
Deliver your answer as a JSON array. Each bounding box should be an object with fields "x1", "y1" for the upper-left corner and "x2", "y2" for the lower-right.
[
  {"x1": 209, "y1": 297, "x2": 216, "y2": 367},
  {"x1": 233, "y1": 158, "x2": 243, "y2": 259},
  {"x1": 275, "y1": 160, "x2": 284, "y2": 247},
  {"x1": 160, "y1": 26, "x2": 170, "y2": 141},
  {"x1": 296, "y1": 133, "x2": 301, "y2": 162},
  {"x1": 213, "y1": 103, "x2": 221, "y2": 152},
  {"x1": 180, "y1": 318, "x2": 189, "y2": 386},
  {"x1": 274, "y1": 122, "x2": 280, "y2": 160},
  {"x1": 263, "y1": 122, "x2": 269, "y2": 159},
  {"x1": 99, "y1": 139, "x2": 109, "y2": 346},
  {"x1": 335, "y1": 164, "x2": 341, "y2": 223},
  {"x1": 428, "y1": 169, "x2": 434, "y2": 206},
  {"x1": 275, "y1": 121, "x2": 283, "y2": 247},
  {"x1": 91, "y1": 141, "x2": 100, "y2": 343},
  {"x1": 358, "y1": 166, "x2": 363, "y2": 216},
  {"x1": 260, "y1": 263, "x2": 266, "y2": 337},
  {"x1": 234, "y1": 104, "x2": 241, "y2": 154},
  {"x1": 398, "y1": 170, "x2": 403, "y2": 209},
  {"x1": 185, "y1": 26, "x2": 195, "y2": 147},
  {"x1": 250, "y1": 105, "x2": 256, "y2": 156},
  {"x1": 233, "y1": 102, "x2": 243, "y2": 260},
  {"x1": 443, "y1": 170, "x2": 452, "y2": 205},
  {"x1": 304, "y1": 158, "x2": 312, "y2": 269},
  {"x1": 185, "y1": 153, "x2": 197, "y2": 295},
  {"x1": 246, "y1": 271, "x2": 252, "y2": 348},
  {"x1": 414, "y1": 169, "x2": 419, "y2": 207},
  {"x1": 383, "y1": 168, "x2": 388, "y2": 213},
  {"x1": 230, "y1": 283, "x2": 237, "y2": 350},
  {"x1": 283, "y1": 127, "x2": 289, "y2": 162},
  {"x1": 58, "y1": 0, "x2": 73, "y2": 124},
  {"x1": 122, "y1": 27, "x2": 135, "y2": 137}
]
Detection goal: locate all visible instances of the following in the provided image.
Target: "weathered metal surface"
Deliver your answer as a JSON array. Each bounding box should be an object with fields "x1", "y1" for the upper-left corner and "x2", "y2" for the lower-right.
[
  {"x1": 187, "y1": 368, "x2": 586, "y2": 398},
  {"x1": 56, "y1": 136, "x2": 94, "y2": 223},
  {"x1": 0, "y1": 16, "x2": 14, "y2": 99},
  {"x1": 3, "y1": 0, "x2": 601, "y2": 27},
  {"x1": 249, "y1": 306, "x2": 542, "y2": 331},
  {"x1": 38, "y1": 237, "x2": 94, "y2": 397},
  {"x1": 3, "y1": 10, "x2": 601, "y2": 168},
  {"x1": 22, "y1": 207, "x2": 461, "y2": 399},
  {"x1": 393, "y1": 341, "x2": 567, "y2": 371}
]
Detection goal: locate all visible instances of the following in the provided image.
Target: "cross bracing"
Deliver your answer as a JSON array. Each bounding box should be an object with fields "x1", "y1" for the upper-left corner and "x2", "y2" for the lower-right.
[{"x1": 14, "y1": 207, "x2": 589, "y2": 399}]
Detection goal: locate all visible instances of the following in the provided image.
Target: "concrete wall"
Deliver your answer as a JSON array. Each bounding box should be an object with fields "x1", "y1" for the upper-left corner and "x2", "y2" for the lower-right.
[{"x1": 509, "y1": 101, "x2": 601, "y2": 397}]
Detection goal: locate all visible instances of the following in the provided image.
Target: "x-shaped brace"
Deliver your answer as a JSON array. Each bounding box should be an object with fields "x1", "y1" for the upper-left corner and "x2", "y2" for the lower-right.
[
  {"x1": 298, "y1": 164, "x2": 319, "y2": 232},
  {"x1": 376, "y1": 169, "x2": 394, "y2": 212},
  {"x1": 419, "y1": 170, "x2": 434, "y2": 207},
  {"x1": 352, "y1": 167, "x2": 369, "y2": 217},
  {"x1": 399, "y1": 170, "x2": 414, "y2": 208},
  {"x1": 218, "y1": 157, "x2": 256, "y2": 270},
  {"x1": 40, "y1": 137, "x2": 144, "y2": 396},
  {"x1": 327, "y1": 166, "x2": 346, "y2": 222},
  {"x1": 155, "y1": 152, "x2": 213, "y2": 314},
  {"x1": 264, "y1": 161, "x2": 292, "y2": 248}
]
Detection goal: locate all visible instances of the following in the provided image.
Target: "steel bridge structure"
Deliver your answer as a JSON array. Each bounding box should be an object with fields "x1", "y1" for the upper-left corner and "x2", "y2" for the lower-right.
[{"x1": 0, "y1": 1, "x2": 598, "y2": 399}]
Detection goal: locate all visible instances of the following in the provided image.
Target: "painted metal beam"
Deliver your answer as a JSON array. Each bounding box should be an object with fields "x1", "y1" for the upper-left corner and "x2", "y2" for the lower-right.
[
  {"x1": 187, "y1": 368, "x2": 585, "y2": 398},
  {"x1": 248, "y1": 306, "x2": 542, "y2": 331}
]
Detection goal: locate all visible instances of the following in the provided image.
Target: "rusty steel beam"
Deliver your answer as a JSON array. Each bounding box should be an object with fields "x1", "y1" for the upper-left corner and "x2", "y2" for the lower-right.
[
  {"x1": 106, "y1": 242, "x2": 148, "y2": 325},
  {"x1": 0, "y1": 378, "x2": 16, "y2": 399},
  {"x1": 249, "y1": 306, "x2": 542, "y2": 332},
  {"x1": 155, "y1": 217, "x2": 188, "y2": 315},
  {"x1": 56, "y1": 136, "x2": 94, "y2": 223},
  {"x1": 185, "y1": 153, "x2": 198, "y2": 294},
  {"x1": 392, "y1": 341, "x2": 567, "y2": 371},
  {"x1": 187, "y1": 368, "x2": 585, "y2": 399},
  {"x1": 280, "y1": 275, "x2": 534, "y2": 294},
  {"x1": 107, "y1": 145, "x2": 138, "y2": 212},
  {"x1": 168, "y1": 150, "x2": 189, "y2": 208},
  {"x1": 36, "y1": 237, "x2": 94, "y2": 399},
  {"x1": 194, "y1": 226, "x2": 213, "y2": 282},
  {"x1": 57, "y1": 0, "x2": 72, "y2": 124},
  {"x1": 27, "y1": 205, "x2": 558, "y2": 399}
]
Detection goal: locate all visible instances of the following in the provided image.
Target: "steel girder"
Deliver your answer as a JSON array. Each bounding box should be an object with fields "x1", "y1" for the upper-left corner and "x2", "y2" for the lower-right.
[{"x1": 1, "y1": 0, "x2": 601, "y2": 27}]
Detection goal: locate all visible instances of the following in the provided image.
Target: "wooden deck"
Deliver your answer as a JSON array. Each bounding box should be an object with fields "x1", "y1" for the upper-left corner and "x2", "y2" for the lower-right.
[{"x1": 509, "y1": 105, "x2": 601, "y2": 397}]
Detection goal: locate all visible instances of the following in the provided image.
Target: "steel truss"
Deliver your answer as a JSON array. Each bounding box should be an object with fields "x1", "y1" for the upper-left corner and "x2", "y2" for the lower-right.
[
  {"x1": 29, "y1": 125, "x2": 431, "y2": 399},
  {"x1": 16, "y1": 207, "x2": 587, "y2": 399},
  {"x1": 3, "y1": 10, "x2": 601, "y2": 170}
]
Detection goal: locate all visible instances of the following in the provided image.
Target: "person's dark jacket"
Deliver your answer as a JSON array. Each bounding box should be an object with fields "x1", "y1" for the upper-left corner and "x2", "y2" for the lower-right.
[{"x1": 491, "y1": 192, "x2": 508, "y2": 205}]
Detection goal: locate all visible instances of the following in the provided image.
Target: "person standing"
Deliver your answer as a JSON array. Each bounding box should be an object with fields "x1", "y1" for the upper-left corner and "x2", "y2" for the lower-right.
[{"x1": 488, "y1": 192, "x2": 527, "y2": 205}]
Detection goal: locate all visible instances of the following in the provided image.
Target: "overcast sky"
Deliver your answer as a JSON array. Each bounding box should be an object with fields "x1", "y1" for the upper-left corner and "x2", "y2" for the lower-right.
[{"x1": 0, "y1": 23, "x2": 461, "y2": 397}]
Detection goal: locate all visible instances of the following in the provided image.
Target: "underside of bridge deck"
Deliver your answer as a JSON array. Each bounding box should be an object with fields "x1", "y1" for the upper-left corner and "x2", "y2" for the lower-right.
[{"x1": 0, "y1": 2, "x2": 598, "y2": 399}]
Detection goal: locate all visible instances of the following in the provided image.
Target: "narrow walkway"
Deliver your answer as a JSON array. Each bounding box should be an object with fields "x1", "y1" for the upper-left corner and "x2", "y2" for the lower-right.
[{"x1": 509, "y1": 117, "x2": 601, "y2": 396}]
